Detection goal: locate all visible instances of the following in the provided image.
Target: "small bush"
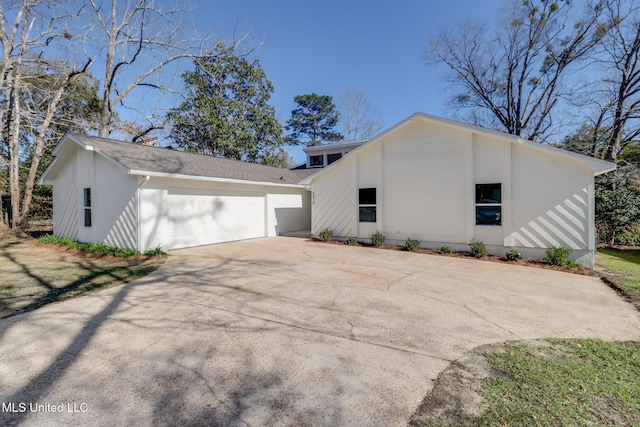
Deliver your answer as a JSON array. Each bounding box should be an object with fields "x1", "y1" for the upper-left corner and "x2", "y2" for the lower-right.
[
  {"x1": 469, "y1": 240, "x2": 488, "y2": 258},
  {"x1": 403, "y1": 238, "x2": 420, "y2": 251},
  {"x1": 505, "y1": 249, "x2": 523, "y2": 261},
  {"x1": 346, "y1": 236, "x2": 358, "y2": 245},
  {"x1": 318, "y1": 228, "x2": 333, "y2": 241},
  {"x1": 144, "y1": 246, "x2": 166, "y2": 256},
  {"x1": 544, "y1": 246, "x2": 572, "y2": 266},
  {"x1": 438, "y1": 245, "x2": 452, "y2": 254},
  {"x1": 370, "y1": 231, "x2": 385, "y2": 247},
  {"x1": 37, "y1": 235, "x2": 142, "y2": 258}
]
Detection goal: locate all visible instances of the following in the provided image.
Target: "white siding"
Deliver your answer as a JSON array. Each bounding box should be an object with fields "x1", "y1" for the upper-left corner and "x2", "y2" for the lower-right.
[
  {"x1": 52, "y1": 155, "x2": 78, "y2": 240},
  {"x1": 140, "y1": 177, "x2": 310, "y2": 251},
  {"x1": 382, "y1": 121, "x2": 471, "y2": 243},
  {"x1": 94, "y1": 154, "x2": 138, "y2": 249},
  {"x1": 510, "y1": 143, "x2": 591, "y2": 250},
  {"x1": 267, "y1": 190, "x2": 311, "y2": 237},
  {"x1": 472, "y1": 134, "x2": 511, "y2": 246},
  {"x1": 308, "y1": 116, "x2": 597, "y2": 265},
  {"x1": 312, "y1": 158, "x2": 357, "y2": 236}
]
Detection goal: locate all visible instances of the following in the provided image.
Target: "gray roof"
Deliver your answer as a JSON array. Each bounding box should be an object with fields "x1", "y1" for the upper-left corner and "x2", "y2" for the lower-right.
[{"x1": 69, "y1": 134, "x2": 314, "y2": 185}]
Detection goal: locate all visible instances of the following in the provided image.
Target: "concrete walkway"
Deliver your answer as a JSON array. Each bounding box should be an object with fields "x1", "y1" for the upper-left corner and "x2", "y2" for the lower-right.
[{"x1": 1, "y1": 237, "x2": 639, "y2": 426}]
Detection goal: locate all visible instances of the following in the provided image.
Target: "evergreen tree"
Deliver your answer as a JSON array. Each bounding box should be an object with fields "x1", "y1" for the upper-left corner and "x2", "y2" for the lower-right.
[
  {"x1": 169, "y1": 42, "x2": 283, "y2": 164},
  {"x1": 285, "y1": 93, "x2": 342, "y2": 146}
]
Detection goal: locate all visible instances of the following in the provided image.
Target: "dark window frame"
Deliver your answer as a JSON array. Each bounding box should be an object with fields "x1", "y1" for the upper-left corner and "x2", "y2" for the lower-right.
[
  {"x1": 327, "y1": 153, "x2": 342, "y2": 165},
  {"x1": 83, "y1": 188, "x2": 92, "y2": 227},
  {"x1": 309, "y1": 155, "x2": 324, "y2": 167},
  {"x1": 475, "y1": 183, "x2": 501, "y2": 226},
  {"x1": 358, "y1": 188, "x2": 377, "y2": 223}
]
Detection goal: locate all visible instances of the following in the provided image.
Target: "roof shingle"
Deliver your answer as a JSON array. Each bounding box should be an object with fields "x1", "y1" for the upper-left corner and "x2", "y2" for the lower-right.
[{"x1": 70, "y1": 134, "x2": 314, "y2": 185}]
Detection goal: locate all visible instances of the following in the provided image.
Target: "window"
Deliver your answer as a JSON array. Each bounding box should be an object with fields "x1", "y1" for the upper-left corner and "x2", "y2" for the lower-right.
[
  {"x1": 310, "y1": 155, "x2": 323, "y2": 167},
  {"x1": 359, "y1": 188, "x2": 376, "y2": 222},
  {"x1": 83, "y1": 188, "x2": 92, "y2": 227},
  {"x1": 327, "y1": 153, "x2": 342, "y2": 165},
  {"x1": 475, "y1": 183, "x2": 501, "y2": 225}
]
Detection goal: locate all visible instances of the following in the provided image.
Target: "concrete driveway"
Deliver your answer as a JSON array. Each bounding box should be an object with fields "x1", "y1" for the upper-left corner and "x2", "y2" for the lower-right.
[{"x1": 1, "y1": 237, "x2": 640, "y2": 426}]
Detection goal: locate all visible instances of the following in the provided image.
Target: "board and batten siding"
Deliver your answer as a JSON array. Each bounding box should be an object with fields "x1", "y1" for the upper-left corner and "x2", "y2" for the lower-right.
[
  {"x1": 308, "y1": 115, "x2": 599, "y2": 266},
  {"x1": 509, "y1": 143, "x2": 592, "y2": 252},
  {"x1": 93, "y1": 153, "x2": 138, "y2": 249},
  {"x1": 52, "y1": 152, "x2": 79, "y2": 240},
  {"x1": 311, "y1": 157, "x2": 357, "y2": 237},
  {"x1": 382, "y1": 121, "x2": 472, "y2": 244}
]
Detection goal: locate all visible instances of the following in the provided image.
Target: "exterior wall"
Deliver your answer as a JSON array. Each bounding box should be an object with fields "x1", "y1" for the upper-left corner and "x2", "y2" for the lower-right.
[
  {"x1": 140, "y1": 177, "x2": 310, "y2": 251},
  {"x1": 267, "y1": 189, "x2": 311, "y2": 237},
  {"x1": 309, "y1": 118, "x2": 597, "y2": 267},
  {"x1": 382, "y1": 121, "x2": 472, "y2": 244},
  {"x1": 93, "y1": 154, "x2": 138, "y2": 249},
  {"x1": 53, "y1": 147, "x2": 138, "y2": 248},
  {"x1": 509, "y1": 143, "x2": 593, "y2": 261},
  {"x1": 75, "y1": 150, "x2": 138, "y2": 248},
  {"x1": 311, "y1": 156, "x2": 357, "y2": 237},
  {"x1": 304, "y1": 141, "x2": 363, "y2": 168},
  {"x1": 52, "y1": 153, "x2": 79, "y2": 240}
]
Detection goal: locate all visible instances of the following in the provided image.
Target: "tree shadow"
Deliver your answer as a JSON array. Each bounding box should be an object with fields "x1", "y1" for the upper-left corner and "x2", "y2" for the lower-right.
[
  {"x1": 2, "y1": 281, "x2": 134, "y2": 427},
  {"x1": 0, "y1": 244, "x2": 159, "y2": 319}
]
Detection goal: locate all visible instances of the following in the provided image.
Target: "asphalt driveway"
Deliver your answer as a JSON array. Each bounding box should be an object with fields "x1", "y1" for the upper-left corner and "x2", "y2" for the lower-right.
[{"x1": 1, "y1": 237, "x2": 640, "y2": 426}]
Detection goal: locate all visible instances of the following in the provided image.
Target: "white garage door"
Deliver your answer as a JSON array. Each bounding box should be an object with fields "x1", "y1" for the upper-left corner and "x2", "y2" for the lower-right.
[{"x1": 167, "y1": 187, "x2": 265, "y2": 249}]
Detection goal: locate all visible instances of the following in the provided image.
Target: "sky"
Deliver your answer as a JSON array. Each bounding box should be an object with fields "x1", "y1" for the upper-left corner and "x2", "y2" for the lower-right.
[{"x1": 191, "y1": 0, "x2": 506, "y2": 164}]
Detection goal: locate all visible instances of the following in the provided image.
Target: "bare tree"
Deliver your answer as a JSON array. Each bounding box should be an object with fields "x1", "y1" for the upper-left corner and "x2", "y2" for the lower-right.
[
  {"x1": 0, "y1": 0, "x2": 94, "y2": 227},
  {"x1": 87, "y1": 0, "x2": 210, "y2": 138},
  {"x1": 426, "y1": 0, "x2": 610, "y2": 142},
  {"x1": 591, "y1": 0, "x2": 640, "y2": 162},
  {"x1": 339, "y1": 90, "x2": 383, "y2": 141}
]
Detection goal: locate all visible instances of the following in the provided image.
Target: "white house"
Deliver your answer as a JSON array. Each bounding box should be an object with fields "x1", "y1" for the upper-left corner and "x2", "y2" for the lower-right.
[
  {"x1": 39, "y1": 113, "x2": 614, "y2": 267},
  {"x1": 300, "y1": 113, "x2": 615, "y2": 267},
  {"x1": 38, "y1": 133, "x2": 313, "y2": 251}
]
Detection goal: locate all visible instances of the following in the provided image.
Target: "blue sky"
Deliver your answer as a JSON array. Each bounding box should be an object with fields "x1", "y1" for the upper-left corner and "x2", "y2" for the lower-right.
[{"x1": 193, "y1": 0, "x2": 505, "y2": 164}]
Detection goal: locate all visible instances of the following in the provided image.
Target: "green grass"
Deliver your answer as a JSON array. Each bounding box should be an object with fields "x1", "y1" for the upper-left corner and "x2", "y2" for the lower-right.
[
  {"x1": 477, "y1": 340, "x2": 640, "y2": 426},
  {"x1": 597, "y1": 247, "x2": 640, "y2": 292}
]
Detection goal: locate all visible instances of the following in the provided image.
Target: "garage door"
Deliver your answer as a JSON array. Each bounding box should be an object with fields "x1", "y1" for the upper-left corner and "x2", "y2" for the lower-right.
[{"x1": 167, "y1": 188, "x2": 265, "y2": 249}]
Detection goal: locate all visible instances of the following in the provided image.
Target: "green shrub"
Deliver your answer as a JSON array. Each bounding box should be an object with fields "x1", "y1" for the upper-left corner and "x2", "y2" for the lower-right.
[
  {"x1": 370, "y1": 231, "x2": 385, "y2": 247},
  {"x1": 403, "y1": 238, "x2": 420, "y2": 251},
  {"x1": 346, "y1": 236, "x2": 358, "y2": 245},
  {"x1": 469, "y1": 240, "x2": 488, "y2": 258},
  {"x1": 438, "y1": 245, "x2": 452, "y2": 254},
  {"x1": 37, "y1": 235, "x2": 141, "y2": 258},
  {"x1": 544, "y1": 246, "x2": 572, "y2": 266},
  {"x1": 144, "y1": 246, "x2": 166, "y2": 256},
  {"x1": 318, "y1": 228, "x2": 333, "y2": 241},
  {"x1": 505, "y1": 249, "x2": 523, "y2": 261}
]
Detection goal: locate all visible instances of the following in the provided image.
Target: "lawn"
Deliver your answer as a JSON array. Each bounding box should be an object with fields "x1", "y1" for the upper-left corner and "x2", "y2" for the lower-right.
[
  {"x1": 596, "y1": 247, "x2": 640, "y2": 293},
  {"x1": 0, "y1": 231, "x2": 165, "y2": 318}
]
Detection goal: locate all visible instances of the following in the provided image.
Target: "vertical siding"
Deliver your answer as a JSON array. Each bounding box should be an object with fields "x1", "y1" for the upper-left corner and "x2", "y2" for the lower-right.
[
  {"x1": 92, "y1": 154, "x2": 138, "y2": 249},
  {"x1": 510, "y1": 144, "x2": 591, "y2": 250},
  {"x1": 313, "y1": 159, "x2": 357, "y2": 236},
  {"x1": 472, "y1": 134, "x2": 510, "y2": 245},
  {"x1": 52, "y1": 156, "x2": 78, "y2": 240},
  {"x1": 267, "y1": 189, "x2": 311, "y2": 236},
  {"x1": 382, "y1": 121, "x2": 471, "y2": 243}
]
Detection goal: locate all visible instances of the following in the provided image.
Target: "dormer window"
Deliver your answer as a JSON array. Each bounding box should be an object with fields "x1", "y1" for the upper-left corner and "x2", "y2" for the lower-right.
[
  {"x1": 327, "y1": 153, "x2": 342, "y2": 165},
  {"x1": 310, "y1": 155, "x2": 324, "y2": 167}
]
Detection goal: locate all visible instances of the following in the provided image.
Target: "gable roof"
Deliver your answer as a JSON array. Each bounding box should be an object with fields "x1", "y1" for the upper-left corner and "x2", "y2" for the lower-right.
[
  {"x1": 39, "y1": 133, "x2": 314, "y2": 187},
  {"x1": 300, "y1": 112, "x2": 616, "y2": 184}
]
